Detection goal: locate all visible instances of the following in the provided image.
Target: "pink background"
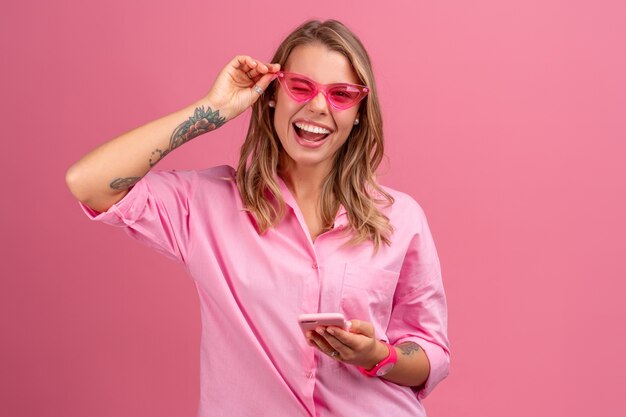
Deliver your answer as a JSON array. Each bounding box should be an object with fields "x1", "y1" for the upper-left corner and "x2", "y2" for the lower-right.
[{"x1": 2, "y1": 1, "x2": 625, "y2": 416}]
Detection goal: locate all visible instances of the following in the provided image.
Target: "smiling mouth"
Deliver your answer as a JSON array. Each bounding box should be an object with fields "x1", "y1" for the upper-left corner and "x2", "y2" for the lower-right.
[{"x1": 293, "y1": 123, "x2": 331, "y2": 142}]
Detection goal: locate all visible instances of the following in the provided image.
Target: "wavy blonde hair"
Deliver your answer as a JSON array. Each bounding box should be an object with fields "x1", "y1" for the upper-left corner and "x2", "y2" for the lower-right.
[{"x1": 236, "y1": 19, "x2": 395, "y2": 253}]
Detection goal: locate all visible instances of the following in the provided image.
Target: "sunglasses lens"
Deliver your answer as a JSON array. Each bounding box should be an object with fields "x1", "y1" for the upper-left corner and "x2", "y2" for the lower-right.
[
  {"x1": 328, "y1": 86, "x2": 363, "y2": 108},
  {"x1": 284, "y1": 75, "x2": 315, "y2": 100}
]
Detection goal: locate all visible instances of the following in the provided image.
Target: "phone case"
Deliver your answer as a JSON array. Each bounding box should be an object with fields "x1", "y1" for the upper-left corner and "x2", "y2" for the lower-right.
[{"x1": 298, "y1": 313, "x2": 348, "y2": 334}]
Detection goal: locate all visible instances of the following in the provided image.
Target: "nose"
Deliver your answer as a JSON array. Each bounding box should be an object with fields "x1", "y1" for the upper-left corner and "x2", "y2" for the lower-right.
[{"x1": 306, "y1": 91, "x2": 330, "y2": 114}]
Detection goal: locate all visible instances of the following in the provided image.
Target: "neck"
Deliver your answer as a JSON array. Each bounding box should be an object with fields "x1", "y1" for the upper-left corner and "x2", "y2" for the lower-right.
[{"x1": 279, "y1": 162, "x2": 330, "y2": 201}]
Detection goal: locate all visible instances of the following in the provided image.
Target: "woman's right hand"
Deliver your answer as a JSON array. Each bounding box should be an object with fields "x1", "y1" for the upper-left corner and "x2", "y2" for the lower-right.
[{"x1": 204, "y1": 55, "x2": 280, "y2": 122}]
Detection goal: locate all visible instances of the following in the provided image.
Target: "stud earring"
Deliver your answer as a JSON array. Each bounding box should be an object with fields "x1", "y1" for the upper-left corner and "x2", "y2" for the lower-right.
[
  {"x1": 268, "y1": 100, "x2": 276, "y2": 108},
  {"x1": 353, "y1": 118, "x2": 359, "y2": 125}
]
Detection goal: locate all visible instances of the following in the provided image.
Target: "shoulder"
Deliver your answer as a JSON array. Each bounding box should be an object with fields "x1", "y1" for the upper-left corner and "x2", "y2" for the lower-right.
[
  {"x1": 377, "y1": 184, "x2": 430, "y2": 231},
  {"x1": 196, "y1": 164, "x2": 236, "y2": 180},
  {"x1": 195, "y1": 164, "x2": 237, "y2": 191},
  {"x1": 193, "y1": 165, "x2": 242, "y2": 208},
  {"x1": 378, "y1": 184, "x2": 427, "y2": 217}
]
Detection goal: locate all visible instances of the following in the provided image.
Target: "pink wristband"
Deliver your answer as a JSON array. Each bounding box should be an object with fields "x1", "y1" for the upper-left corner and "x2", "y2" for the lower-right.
[{"x1": 358, "y1": 342, "x2": 397, "y2": 377}]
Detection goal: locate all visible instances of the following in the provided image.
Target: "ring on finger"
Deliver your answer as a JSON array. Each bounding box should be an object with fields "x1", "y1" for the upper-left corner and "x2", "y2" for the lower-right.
[
  {"x1": 330, "y1": 350, "x2": 339, "y2": 358},
  {"x1": 253, "y1": 85, "x2": 263, "y2": 95}
]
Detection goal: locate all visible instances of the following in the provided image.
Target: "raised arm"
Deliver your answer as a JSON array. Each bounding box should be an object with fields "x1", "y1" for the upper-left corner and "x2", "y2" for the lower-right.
[{"x1": 65, "y1": 56, "x2": 280, "y2": 212}]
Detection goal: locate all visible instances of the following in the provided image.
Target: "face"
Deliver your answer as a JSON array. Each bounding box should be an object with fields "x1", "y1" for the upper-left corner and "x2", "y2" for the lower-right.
[{"x1": 272, "y1": 43, "x2": 362, "y2": 175}]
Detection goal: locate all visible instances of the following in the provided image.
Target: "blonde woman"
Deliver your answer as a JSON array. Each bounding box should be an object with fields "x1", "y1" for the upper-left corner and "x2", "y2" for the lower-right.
[{"x1": 66, "y1": 19, "x2": 450, "y2": 417}]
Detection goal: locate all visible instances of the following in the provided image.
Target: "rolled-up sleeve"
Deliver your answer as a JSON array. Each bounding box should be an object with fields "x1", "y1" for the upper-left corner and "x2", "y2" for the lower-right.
[
  {"x1": 387, "y1": 204, "x2": 450, "y2": 400},
  {"x1": 78, "y1": 169, "x2": 197, "y2": 265}
]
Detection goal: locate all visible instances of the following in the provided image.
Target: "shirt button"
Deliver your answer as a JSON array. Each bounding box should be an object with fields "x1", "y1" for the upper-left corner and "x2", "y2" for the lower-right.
[
  {"x1": 306, "y1": 371, "x2": 314, "y2": 379},
  {"x1": 311, "y1": 263, "x2": 318, "y2": 269}
]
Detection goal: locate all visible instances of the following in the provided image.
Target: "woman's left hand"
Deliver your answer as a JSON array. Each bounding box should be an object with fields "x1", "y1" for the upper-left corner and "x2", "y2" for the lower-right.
[{"x1": 306, "y1": 319, "x2": 388, "y2": 369}]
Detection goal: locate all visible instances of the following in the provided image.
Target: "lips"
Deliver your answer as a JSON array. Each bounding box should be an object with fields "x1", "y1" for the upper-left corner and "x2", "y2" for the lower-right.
[
  {"x1": 291, "y1": 119, "x2": 334, "y2": 144},
  {"x1": 293, "y1": 123, "x2": 329, "y2": 142},
  {"x1": 291, "y1": 123, "x2": 333, "y2": 148}
]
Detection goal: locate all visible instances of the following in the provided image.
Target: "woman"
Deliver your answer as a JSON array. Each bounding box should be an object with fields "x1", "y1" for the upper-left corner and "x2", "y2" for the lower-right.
[{"x1": 66, "y1": 19, "x2": 450, "y2": 417}]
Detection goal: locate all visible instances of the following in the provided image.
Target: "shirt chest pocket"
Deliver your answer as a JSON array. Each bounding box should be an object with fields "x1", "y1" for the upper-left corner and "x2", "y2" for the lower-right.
[{"x1": 339, "y1": 263, "x2": 400, "y2": 338}]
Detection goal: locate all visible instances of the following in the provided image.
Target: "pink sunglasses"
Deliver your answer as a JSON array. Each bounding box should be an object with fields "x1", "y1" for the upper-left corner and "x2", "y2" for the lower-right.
[{"x1": 275, "y1": 71, "x2": 369, "y2": 110}]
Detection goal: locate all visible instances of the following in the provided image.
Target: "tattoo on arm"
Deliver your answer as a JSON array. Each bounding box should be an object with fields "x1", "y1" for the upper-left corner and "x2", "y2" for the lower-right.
[
  {"x1": 108, "y1": 106, "x2": 225, "y2": 191},
  {"x1": 398, "y1": 342, "x2": 422, "y2": 357},
  {"x1": 110, "y1": 177, "x2": 141, "y2": 190},
  {"x1": 148, "y1": 105, "x2": 225, "y2": 167}
]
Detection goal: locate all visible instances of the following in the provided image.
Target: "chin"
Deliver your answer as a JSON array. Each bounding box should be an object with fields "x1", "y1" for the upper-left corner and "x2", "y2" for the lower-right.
[{"x1": 283, "y1": 151, "x2": 330, "y2": 170}]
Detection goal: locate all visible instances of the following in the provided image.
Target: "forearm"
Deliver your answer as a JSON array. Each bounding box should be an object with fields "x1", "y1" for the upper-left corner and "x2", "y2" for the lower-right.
[
  {"x1": 65, "y1": 97, "x2": 225, "y2": 212},
  {"x1": 365, "y1": 341, "x2": 430, "y2": 388}
]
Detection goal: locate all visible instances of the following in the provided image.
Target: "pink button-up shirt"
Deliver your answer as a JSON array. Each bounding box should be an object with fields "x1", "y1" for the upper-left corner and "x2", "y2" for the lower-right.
[{"x1": 79, "y1": 165, "x2": 450, "y2": 417}]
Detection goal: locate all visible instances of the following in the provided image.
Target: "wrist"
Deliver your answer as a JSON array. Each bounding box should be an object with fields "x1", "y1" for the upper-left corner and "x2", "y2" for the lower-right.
[
  {"x1": 183, "y1": 97, "x2": 229, "y2": 133},
  {"x1": 195, "y1": 96, "x2": 231, "y2": 124},
  {"x1": 196, "y1": 94, "x2": 237, "y2": 122},
  {"x1": 363, "y1": 340, "x2": 391, "y2": 370},
  {"x1": 358, "y1": 341, "x2": 398, "y2": 377}
]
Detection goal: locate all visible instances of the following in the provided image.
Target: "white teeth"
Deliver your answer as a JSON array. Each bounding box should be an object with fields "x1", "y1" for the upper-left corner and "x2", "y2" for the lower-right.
[{"x1": 295, "y1": 122, "x2": 331, "y2": 134}]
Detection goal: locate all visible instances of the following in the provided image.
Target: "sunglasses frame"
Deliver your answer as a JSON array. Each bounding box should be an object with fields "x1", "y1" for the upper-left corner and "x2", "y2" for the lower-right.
[{"x1": 275, "y1": 71, "x2": 369, "y2": 110}]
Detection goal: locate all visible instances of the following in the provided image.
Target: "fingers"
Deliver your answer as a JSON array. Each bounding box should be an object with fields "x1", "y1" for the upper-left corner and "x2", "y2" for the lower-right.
[
  {"x1": 231, "y1": 55, "x2": 280, "y2": 78},
  {"x1": 230, "y1": 55, "x2": 258, "y2": 73},
  {"x1": 246, "y1": 63, "x2": 280, "y2": 79},
  {"x1": 325, "y1": 326, "x2": 358, "y2": 347},
  {"x1": 324, "y1": 327, "x2": 361, "y2": 356},
  {"x1": 346, "y1": 319, "x2": 375, "y2": 337},
  {"x1": 306, "y1": 330, "x2": 337, "y2": 357},
  {"x1": 247, "y1": 63, "x2": 281, "y2": 93},
  {"x1": 305, "y1": 327, "x2": 354, "y2": 361},
  {"x1": 253, "y1": 70, "x2": 280, "y2": 93}
]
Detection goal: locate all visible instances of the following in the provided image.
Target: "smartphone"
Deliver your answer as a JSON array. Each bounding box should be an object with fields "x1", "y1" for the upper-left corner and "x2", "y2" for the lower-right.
[{"x1": 298, "y1": 313, "x2": 349, "y2": 335}]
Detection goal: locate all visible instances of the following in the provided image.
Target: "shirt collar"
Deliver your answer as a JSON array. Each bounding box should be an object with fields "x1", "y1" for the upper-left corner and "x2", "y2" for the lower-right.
[{"x1": 274, "y1": 173, "x2": 348, "y2": 226}]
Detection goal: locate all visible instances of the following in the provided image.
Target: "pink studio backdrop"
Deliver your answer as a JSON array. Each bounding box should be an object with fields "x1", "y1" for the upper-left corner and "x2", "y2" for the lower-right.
[{"x1": 2, "y1": 1, "x2": 625, "y2": 416}]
